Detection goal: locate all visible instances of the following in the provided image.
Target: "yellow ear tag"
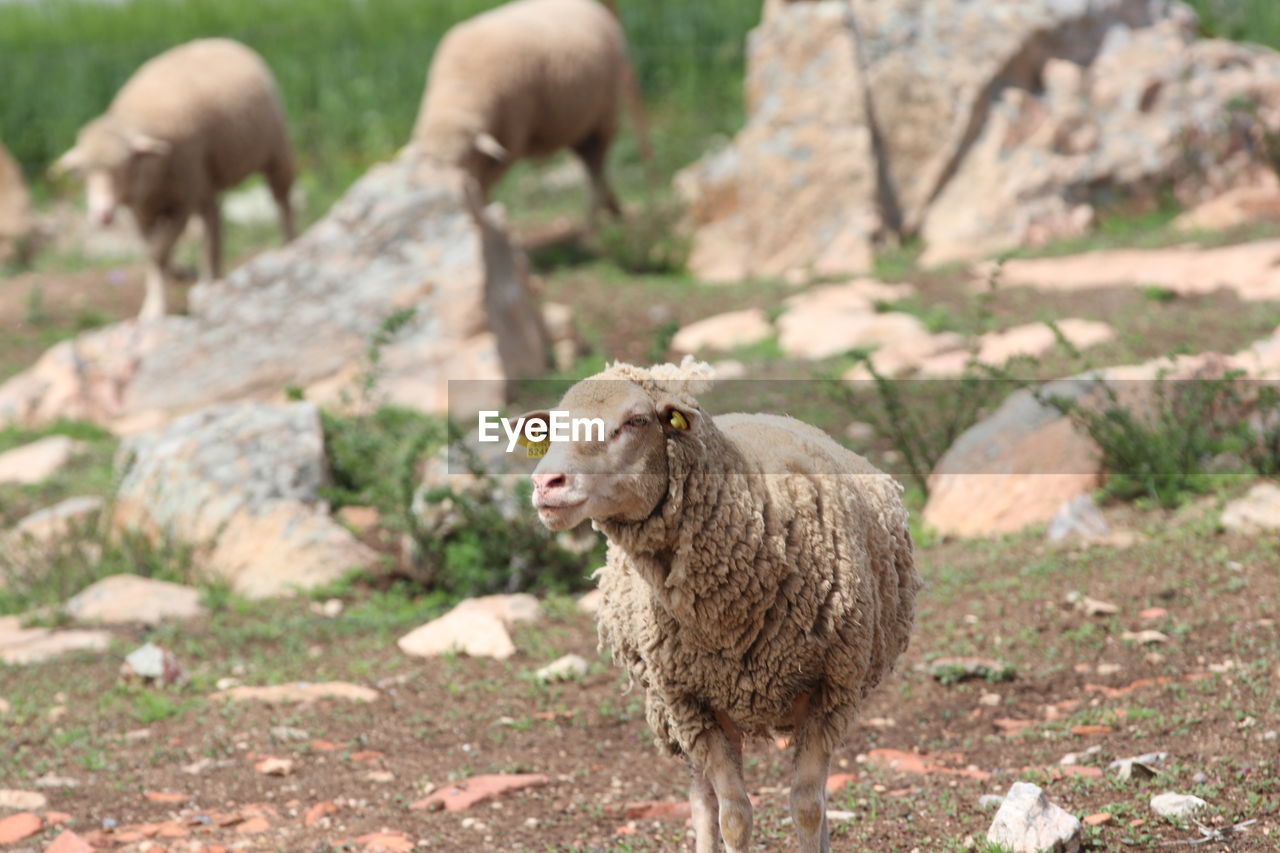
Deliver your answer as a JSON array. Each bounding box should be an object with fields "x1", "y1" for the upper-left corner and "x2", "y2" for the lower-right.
[
  {"x1": 525, "y1": 439, "x2": 550, "y2": 459},
  {"x1": 668, "y1": 410, "x2": 689, "y2": 430}
]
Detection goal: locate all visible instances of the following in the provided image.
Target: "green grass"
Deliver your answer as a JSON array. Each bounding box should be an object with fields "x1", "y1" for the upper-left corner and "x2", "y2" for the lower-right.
[
  {"x1": 1188, "y1": 0, "x2": 1280, "y2": 47},
  {"x1": 0, "y1": 0, "x2": 756, "y2": 216}
]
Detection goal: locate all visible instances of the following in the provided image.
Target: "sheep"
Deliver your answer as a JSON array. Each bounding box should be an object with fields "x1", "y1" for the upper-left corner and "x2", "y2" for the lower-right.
[
  {"x1": 52, "y1": 38, "x2": 296, "y2": 320},
  {"x1": 413, "y1": 0, "x2": 648, "y2": 224},
  {"x1": 525, "y1": 358, "x2": 921, "y2": 853}
]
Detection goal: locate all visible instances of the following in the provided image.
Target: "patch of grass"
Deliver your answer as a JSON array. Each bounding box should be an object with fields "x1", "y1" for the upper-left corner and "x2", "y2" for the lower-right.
[
  {"x1": 131, "y1": 691, "x2": 184, "y2": 725},
  {"x1": 594, "y1": 199, "x2": 689, "y2": 276}
]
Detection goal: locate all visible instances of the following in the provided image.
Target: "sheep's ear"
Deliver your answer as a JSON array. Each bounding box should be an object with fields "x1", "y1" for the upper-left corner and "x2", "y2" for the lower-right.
[
  {"x1": 659, "y1": 402, "x2": 697, "y2": 433},
  {"x1": 514, "y1": 410, "x2": 552, "y2": 458},
  {"x1": 473, "y1": 132, "x2": 508, "y2": 163},
  {"x1": 129, "y1": 134, "x2": 171, "y2": 157},
  {"x1": 50, "y1": 146, "x2": 83, "y2": 177}
]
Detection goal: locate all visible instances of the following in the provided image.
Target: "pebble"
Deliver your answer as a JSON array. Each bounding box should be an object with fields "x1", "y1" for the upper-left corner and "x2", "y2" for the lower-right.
[
  {"x1": 0, "y1": 790, "x2": 47, "y2": 810},
  {"x1": 979, "y1": 794, "x2": 1005, "y2": 810},
  {"x1": 1151, "y1": 792, "x2": 1207, "y2": 819}
]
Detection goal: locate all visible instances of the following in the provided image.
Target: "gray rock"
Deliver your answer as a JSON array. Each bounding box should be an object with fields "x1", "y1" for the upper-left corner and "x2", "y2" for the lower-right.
[
  {"x1": 113, "y1": 402, "x2": 377, "y2": 598},
  {"x1": 0, "y1": 152, "x2": 547, "y2": 431},
  {"x1": 1221, "y1": 482, "x2": 1280, "y2": 533},
  {"x1": 987, "y1": 781, "x2": 1083, "y2": 853},
  {"x1": 1151, "y1": 792, "x2": 1208, "y2": 819},
  {"x1": 980, "y1": 794, "x2": 1006, "y2": 810},
  {"x1": 66, "y1": 574, "x2": 204, "y2": 625},
  {"x1": 120, "y1": 642, "x2": 184, "y2": 686},
  {"x1": 1048, "y1": 495, "x2": 1111, "y2": 543},
  {"x1": 535, "y1": 653, "x2": 589, "y2": 683}
]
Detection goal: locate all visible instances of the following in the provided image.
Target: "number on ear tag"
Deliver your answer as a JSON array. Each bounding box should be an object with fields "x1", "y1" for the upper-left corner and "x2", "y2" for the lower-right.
[{"x1": 526, "y1": 440, "x2": 550, "y2": 458}]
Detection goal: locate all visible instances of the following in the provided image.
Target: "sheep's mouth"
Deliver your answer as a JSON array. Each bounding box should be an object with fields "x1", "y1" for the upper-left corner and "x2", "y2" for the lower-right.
[{"x1": 534, "y1": 498, "x2": 586, "y2": 512}]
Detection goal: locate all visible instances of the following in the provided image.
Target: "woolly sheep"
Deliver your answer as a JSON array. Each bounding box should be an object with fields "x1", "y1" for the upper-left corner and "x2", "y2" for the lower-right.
[
  {"x1": 525, "y1": 359, "x2": 921, "y2": 853},
  {"x1": 53, "y1": 38, "x2": 296, "y2": 320},
  {"x1": 413, "y1": 0, "x2": 646, "y2": 223}
]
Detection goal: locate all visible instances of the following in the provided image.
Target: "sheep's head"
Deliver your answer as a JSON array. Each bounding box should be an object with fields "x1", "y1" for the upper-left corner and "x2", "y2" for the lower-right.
[
  {"x1": 416, "y1": 110, "x2": 508, "y2": 184},
  {"x1": 528, "y1": 359, "x2": 713, "y2": 531},
  {"x1": 52, "y1": 116, "x2": 170, "y2": 226}
]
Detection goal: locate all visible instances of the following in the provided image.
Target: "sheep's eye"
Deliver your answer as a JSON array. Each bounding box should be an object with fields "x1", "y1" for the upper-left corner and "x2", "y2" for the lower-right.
[{"x1": 627, "y1": 415, "x2": 649, "y2": 428}]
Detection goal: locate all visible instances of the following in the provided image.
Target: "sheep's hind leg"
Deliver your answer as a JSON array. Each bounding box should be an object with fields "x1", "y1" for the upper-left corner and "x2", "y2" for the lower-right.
[
  {"x1": 198, "y1": 198, "x2": 222, "y2": 283},
  {"x1": 572, "y1": 130, "x2": 622, "y2": 228},
  {"x1": 790, "y1": 722, "x2": 832, "y2": 853},
  {"x1": 689, "y1": 764, "x2": 718, "y2": 853},
  {"x1": 701, "y1": 719, "x2": 752, "y2": 853}
]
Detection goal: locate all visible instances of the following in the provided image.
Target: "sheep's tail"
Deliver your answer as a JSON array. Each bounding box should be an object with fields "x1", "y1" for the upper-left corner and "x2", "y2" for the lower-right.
[{"x1": 599, "y1": 0, "x2": 656, "y2": 170}]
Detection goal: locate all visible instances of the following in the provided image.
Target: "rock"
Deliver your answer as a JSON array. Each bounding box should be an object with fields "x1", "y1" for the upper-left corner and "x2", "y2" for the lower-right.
[
  {"x1": 1065, "y1": 591, "x2": 1119, "y2": 616},
  {"x1": 1048, "y1": 496, "x2": 1111, "y2": 544},
  {"x1": 577, "y1": 588, "x2": 604, "y2": 614},
  {"x1": 0, "y1": 615, "x2": 111, "y2": 666},
  {"x1": 143, "y1": 790, "x2": 190, "y2": 804},
  {"x1": 995, "y1": 241, "x2": 1280, "y2": 303},
  {"x1": 112, "y1": 402, "x2": 378, "y2": 598},
  {"x1": 398, "y1": 594, "x2": 540, "y2": 660},
  {"x1": 777, "y1": 281, "x2": 925, "y2": 360},
  {"x1": 1139, "y1": 607, "x2": 1168, "y2": 621},
  {"x1": 303, "y1": 801, "x2": 338, "y2": 827},
  {"x1": 410, "y1": 773, "x2": 548, "y2": 812},
  {"x1": 33, "y1": 775, "x2": 79, "y2": 789},
  {"x1": 986, "y1": 782, "x2": 1083, "y2": 853},
  {"x1": 676, "y1": 1, "x2": 882, "y2": 283},
  {"x1": 844, "y1": 332, "x2": 966, "y2": 381},
  {"x1": 0, "y1": 812, "x2": 42, "y2": 845},
  {"x1": 929, "y1": 657, "x2": 1014, "y2": 683},
  {"x1": 270, "y1": 725, "x2": 310, "y2": 742},
  {"x1": 1174, "y1": 179, "x2": 1280, "y2": 233},
  {"x1": 623, "y1": 801, "x2": 692, "y2": 820},
  {"x1": 44, "y1": 830, "x2": 95, "y2": 853},
  {"x1": 120, "y1": 643, "x2": 185, "y2": 686},
  {"x1": 923, "y1": 382, "x2": 1101, "y2": 537},
  {"x1": 980, "y1": 794, "x2": 1006, "y2": 810},
  {"x1": 1082, "y1": 813, "x2": 1113, "y2": 827},
  {"x1": 535, "y1": 654, "x2": 589, "y2": 683},
  {"x1": 0, "y1": 151, "x2": 548, "y2": 430},
  {"x1": 917, "y1": 320, "x2": 1116, "y2": 378},
  {"x1": 1150, "y1": 792, "x2": 1207, "y2": 819},
  {"x1": 1221, "y1": 481, "x2": 1280, "y2": 533},
  {"x1": 0, "y1": 436, "x2": 89, "y2": 485},
  {"x1": 66, "y1": 574, "x2": 204, "y2": 625},
  {"x1": 1121, "y1": 630, "x2": 1169, "y2": 645},
  {"x1": 670, "y1": 309, "x2": 773, "y2": 354},
  {"x1": 212, "y1": 682, "x2": 379, "y2": 704},
  {"x1": 0, "y1": 139, "x2": 33, "y2": 265},
  {"x1": 254, "y1": 757, "x2": 294, "y2": 777},
  {"x1": 0, "y1": 789, "x2": 46, "y2": 811},
  {"x1": 1110, "y1": 759, "x2": 1161, "y2": 781}
]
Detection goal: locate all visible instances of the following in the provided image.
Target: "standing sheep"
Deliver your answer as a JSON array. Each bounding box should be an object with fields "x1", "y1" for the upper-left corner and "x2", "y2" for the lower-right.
[
  {"x1": 414, "y1": 0, "x2": 646, "y2": 223},
  {"x1": 526, "y1": 359, "x2": 921, "y2": 853},
  {"x1": 53, "y1": 38, "x2": 296, "y2": 320}
]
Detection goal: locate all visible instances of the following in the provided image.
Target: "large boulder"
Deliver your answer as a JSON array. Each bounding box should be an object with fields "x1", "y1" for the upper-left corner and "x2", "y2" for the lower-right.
[
  {"x1": 0, "y1": 139, "x2": 32, "y2": 265},
  {"x1": 678, "y1": 0, "x2": 1280, "y2": 278},
  {"x1": 113, "y1": 401, "x2": 377, "y2": 598},
  {"x1": 676, "y1": 1, "x2": 883, "y2": 283},
  {"x1": 0, "y1": 151, "x2": 548, "y2": 432}
]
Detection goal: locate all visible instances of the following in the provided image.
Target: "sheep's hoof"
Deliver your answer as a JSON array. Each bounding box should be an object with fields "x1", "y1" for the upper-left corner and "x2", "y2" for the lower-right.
[{"x1": 720, "y1": 808, "x2": 750, "y2": 851}]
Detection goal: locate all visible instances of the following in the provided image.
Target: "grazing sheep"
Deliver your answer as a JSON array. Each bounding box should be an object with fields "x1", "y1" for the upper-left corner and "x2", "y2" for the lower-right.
[
  {"x1": 53, "y1": 38, "x2": 296, "y2": 320},
  {"x1": 526, "y1": 358, "x2": 921, "y2": 853},
  {"x1": 0, "y1": 138, "x2": 33, "y2": 265},
  {"x1": 413, "y1": 0, "x2": 646, "y2": 223}
]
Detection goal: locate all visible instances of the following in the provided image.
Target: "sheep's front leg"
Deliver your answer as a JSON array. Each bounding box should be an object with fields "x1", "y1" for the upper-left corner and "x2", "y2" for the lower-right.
[
  {"x1": 701, "y1": 721, "x2": 752, "y2": 853},
  {"x1": 689, "y1": 765, "x2": 718, "y2": 853},
  {"x1": 198, "y1": 198, "x2": 222, "y2": 283},
  {"x1": 790, "y1": 725, "x2": 832, "y2": 853},
  {"x1": 139, "y1": 211, "x2": 188, "y2": 321}
]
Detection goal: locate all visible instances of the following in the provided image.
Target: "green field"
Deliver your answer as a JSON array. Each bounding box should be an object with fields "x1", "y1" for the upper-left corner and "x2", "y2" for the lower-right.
[{"x1": 0, "y1": 0, "x2": 756, "y2": 213}]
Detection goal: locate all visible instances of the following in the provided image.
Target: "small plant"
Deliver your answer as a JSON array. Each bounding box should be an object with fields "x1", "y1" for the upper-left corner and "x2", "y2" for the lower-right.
[
  {"x1": 594, "y1": 199, "x2": 689, "y2": 275},
  {"x1": 132, "y1": 691, "x2": 182, "y2": 725}
]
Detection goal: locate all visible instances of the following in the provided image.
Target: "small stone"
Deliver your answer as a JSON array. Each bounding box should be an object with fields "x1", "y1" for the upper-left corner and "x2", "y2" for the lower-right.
[
  {"x1": 309, "y1": 598, "x2": 344, "y2": 618},
  {"x1": 120, "y1": 642, "x2": 185, "y2": 686},
  {"x1": 577, "y1": 588, "x2": 604, "y2": 614},
  {"x1": 213, "y1": 682, "x2": 379, "y2": 704},
  {"x1": 0, "y1": 790, "x2": 47, "y2": 810},
  {"x1": 1110, "y1": 760, "x2": 1159, "y2": 781},
  {"x1": 410, "y1": 774, "x2": 549, "y2": 812},
  {"x1": 124, "y1": 728, "x2": 152, "y2": 742},
  {"x1": 1121, "y1": 630, "x2": 1169, "y2": 645},
  {"x1": 0, "y1": 436, "x2": 89, "y2": 485},
  {"x1": 67, "y1": 574, "x2": 205, "y2": 625},
  {"x1": 979, "y1": 693, "x2": 1001, "y2": 707},
  {"x1": 980, "y1": 794, "x2": 1006, "y2": 810},
  {"x1": 1220, "y1": 482, "x2": 1280, "y2": 533},
  {"x1": 1096, "y1": 663, "x2": 1122, "y2": 676},
  {"x1": 1083, "y1": 813, "x2": 1112, "y2": 827},
  {"x1": 270, "y1": 725, "x2": 310, "y2": 742},
  {"x1": 254, "y1": 757, "x2": 294, "y2": 777},
  {"x1": 986, "y1": 782, "x2": 1082, "y2": 853},
  {"x1": 144, "y1": 791, "x2": 191, "y2": 804},
  {"x1": 236, "y1": 816, "x2": 270, "y2": 834},
  {"x1": 0, "y1": 812, "x2": 42, "y2": 845},
  {"x1": 1138, "y1": 607, "x2": 1167, "y2": 621},
  {"x1": 1191, "y1": 772, "x2": 1208, "y2": 784},
  {"x1": 34, "y1": 775, "x2": 79, "y2": 789},
  {"x1": 534, "y1": 654, "x2": 589, "y2": 683},
  {"x1": 365, "y1": 771, "x2": 396, "y2": 783},
  {"x1": 1150, "y1": 792, "x2": 1207, "y2": 819}
]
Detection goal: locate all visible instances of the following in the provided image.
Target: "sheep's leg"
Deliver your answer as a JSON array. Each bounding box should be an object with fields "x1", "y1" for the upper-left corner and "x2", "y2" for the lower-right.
[
  {"x1": 572, "y1": 130, "x2": 621, "y2": 227},
  {"x1": 701, "y1": 721, "x2": 752, "y2": 853},
  {"x1": 790, "y1": 724, "x2": 832, "y2": 853},
  {"x1": 689, "y1": 764, "x2": 718, "y2": 853},
  {"x1": 266, "y1": 161, "x2": 297, "y2": 242},
  {"x1": 198, "y1": 198, "x2": 222, "y2": 283},
  {"x1": 139, "y1": 211, "x2": 187, "y2": 321}
]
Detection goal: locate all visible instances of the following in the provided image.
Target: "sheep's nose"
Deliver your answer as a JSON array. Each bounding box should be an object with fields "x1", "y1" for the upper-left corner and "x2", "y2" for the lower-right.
[{"x1": 532, "y1": 471, "x2": 566, "y2": 494}]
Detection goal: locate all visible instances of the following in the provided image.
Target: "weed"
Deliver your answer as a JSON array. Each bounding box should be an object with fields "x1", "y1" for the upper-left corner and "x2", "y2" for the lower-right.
[
  {"x1": 131, "y1": 691, "x2": 183, "y2": 724},
  {"x1": 594, "y1": 199, "x2": 689, "y2": 275}
]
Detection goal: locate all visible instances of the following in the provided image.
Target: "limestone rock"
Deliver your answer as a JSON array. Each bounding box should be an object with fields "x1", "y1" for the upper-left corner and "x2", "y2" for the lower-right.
[
  {"x1": 535, "y1": 653, "x2": 589, "y2": 683},
  {"x1": 1174, "y1": 179, "x2": 1280, "y2": 233},
  {"x1": 676, "y1": 1, "x2": 882, "y2": 283},
  {"x1": 1150, "y1": 792, "x2": 1207, "y2": 819},
  {"x1": 1221, "y1": 481, "x2": 1280, "y2": 533},
  {"x1": 671, "y1": 309, "x2": 772, "y2": 354},
  {"x1": 66, "y1": 574, "x2": 204, "y2": 625},
  {"x1": 1047, "y1": 495, "x2": 1110, "y2": 544},
  {"x1": 0, "y1": 139, "x2": 32, "y2": 265},
  {"x1": 0, "y1": 615, "x2": 111, "y2": 666},
  {"x1": 6, "y1": 496, "x2": 104, "y2": 546},
  {"x1": 987, "y1": 781, "x2": 1082, "y2": 853},
  {"x1": 213, "y1": 682, "x2": 380, "y2": 704},
  {"x1": 0, "y1": 151, "x2": 547, "y2": 431},
  {"x1": 398, "y1": 594, "x2": 540, "y2": 660},
  {"x1": 113, "y1": 401, "x2": 377, "y2": 598},
  {"x1": 0, "y1": 436, "x2": 90, "y2": 485}
]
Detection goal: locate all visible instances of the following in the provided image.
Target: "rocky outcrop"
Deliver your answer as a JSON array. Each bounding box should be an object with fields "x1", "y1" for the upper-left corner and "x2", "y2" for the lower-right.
[
  {"x1": 0, "y1": 139, "x2": 32, "y2": 265},
  {"x1": 0, "y1": 150, "x2": 548, "y2": 432},
  {"x1": 113, "y1": 401, "x2": 377, "y2": 598},
  {"x1": 679, "y1": 0, "x2": 1280, "y2": 279}
]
